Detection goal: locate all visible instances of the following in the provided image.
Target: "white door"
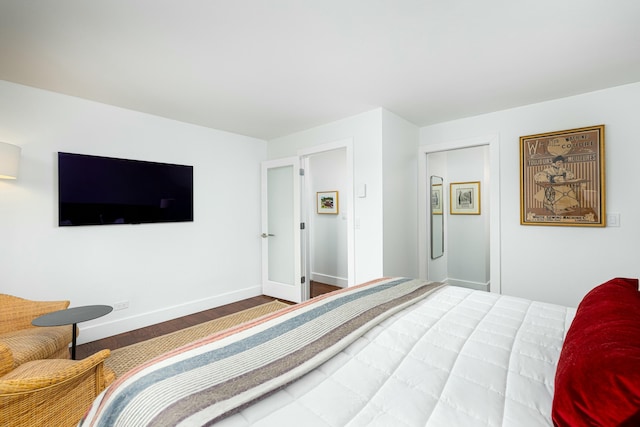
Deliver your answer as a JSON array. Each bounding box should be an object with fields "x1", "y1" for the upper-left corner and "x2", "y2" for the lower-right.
[{"x1": 261, "y1": 157, "x2": 304, "y2": 303}]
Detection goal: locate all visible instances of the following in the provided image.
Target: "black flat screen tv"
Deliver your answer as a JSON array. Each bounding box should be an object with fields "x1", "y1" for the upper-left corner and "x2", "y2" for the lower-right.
[{"x1": 58, "y1": 152, "x2": 193, "y2": 226}]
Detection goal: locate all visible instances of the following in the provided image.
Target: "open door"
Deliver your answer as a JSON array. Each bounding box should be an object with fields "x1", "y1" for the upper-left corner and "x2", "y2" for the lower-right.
[{"x1": 261, "y1": 157, "x2": 304, "y2": 303}]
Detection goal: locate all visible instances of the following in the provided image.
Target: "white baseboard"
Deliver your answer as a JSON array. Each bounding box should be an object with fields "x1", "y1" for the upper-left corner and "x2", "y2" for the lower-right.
[
  {"x1": 311, "y1": 273, "x2": 347, "y2": 288},
  {"x1": 76, "y1": 285, "x2": 262, "y2": 345},
  {"x1": 446, "y1": 278, "x2": 490, "y2": 292}
]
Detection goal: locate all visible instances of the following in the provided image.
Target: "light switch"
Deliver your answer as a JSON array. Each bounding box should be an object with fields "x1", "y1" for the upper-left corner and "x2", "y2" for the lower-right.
[
  {"x1": 607, "y1": 212, "x2": 620, "y2": 227},
  {"x1": 356, "y1": 183, "x2": 366, "y2": 198}
]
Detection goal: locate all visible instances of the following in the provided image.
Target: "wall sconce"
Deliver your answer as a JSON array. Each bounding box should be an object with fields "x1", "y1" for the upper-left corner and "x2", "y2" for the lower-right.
[{"x1": 0, "y1": 141, "x2": 21, "y2": 179}]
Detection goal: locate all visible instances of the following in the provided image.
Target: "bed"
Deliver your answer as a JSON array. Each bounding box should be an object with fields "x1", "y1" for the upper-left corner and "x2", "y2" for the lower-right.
[{"x1": 80, "y1": 277, "x2": 640, "y2": 426}]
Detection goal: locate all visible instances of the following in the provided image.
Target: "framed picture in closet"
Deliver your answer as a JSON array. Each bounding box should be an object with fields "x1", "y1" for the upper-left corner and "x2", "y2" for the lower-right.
[
  {"x1": 317, "y1": 191, "x2": 339, "y2": 214},
  {"x1": 431, "y1": 183, "x2": 443, "y2": 215},
  {"x1": 450, "y1": 182, "x2": 480, "y2": 215}
]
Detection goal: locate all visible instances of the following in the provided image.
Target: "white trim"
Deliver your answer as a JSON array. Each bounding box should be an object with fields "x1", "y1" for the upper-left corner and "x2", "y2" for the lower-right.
[
  {"x1": 418, "y1": 134, "x2": 501, "y2": 294},
  {"x1": 76, "y1": 285, "x2": 262, "y2": 344},
  {"x1": 447, "y1": 278, "x2": 490, "y2": 292},
  {"x1": 311, "y1": 272, "x2": 348, "y2": 288}
]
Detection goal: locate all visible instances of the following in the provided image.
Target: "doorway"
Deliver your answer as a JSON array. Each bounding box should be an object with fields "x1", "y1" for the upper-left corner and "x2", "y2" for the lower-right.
[
  {"x1": 304, "y1": 148, "x2": 349, "y2": 291},
  {"x1": 262, "y1": 138, "x2": 354, "y2": 302},
  {"x1": 418, "y1": 134, "x2": 501, "y2": 294}
]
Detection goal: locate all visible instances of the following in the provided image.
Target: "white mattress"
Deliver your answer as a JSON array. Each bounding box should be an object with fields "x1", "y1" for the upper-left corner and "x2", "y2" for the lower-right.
[{"x1": 217, "y1": 285, "x2": 576, "y2": 427}]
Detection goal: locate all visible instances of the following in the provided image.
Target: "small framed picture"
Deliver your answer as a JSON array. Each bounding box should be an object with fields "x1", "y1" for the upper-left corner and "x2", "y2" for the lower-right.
[
  {"x1": 450, "y1": 182, "x2": 480, "y2": 215},
  {"x1": 317, "y1": 191, "x2": 339, "y2": 214},
  {"x1": 431, "y1": 184, "x2": 443, "y2": 215}
]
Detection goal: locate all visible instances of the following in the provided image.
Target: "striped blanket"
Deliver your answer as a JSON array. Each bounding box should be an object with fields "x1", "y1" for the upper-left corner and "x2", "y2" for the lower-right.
[{"x1": 80, "y1": 278, "x2": 444, "y2": 426}]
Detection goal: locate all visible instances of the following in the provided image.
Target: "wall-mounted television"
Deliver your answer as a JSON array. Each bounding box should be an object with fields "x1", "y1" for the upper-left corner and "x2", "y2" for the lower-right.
[{"x1": 58, "y1": 152, "x2": 193, "y2": 226}]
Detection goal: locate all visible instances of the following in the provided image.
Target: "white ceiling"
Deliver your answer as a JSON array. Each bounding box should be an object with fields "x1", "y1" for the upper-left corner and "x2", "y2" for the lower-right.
[{"x1": 1, "y1": 0, "x2": 639, "y2": 140}]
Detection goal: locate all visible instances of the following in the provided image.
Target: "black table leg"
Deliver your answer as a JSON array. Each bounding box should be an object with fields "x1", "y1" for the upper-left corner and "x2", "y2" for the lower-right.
[{"x1": 71, "y1": 323, "x2": 77, "y2": 360}]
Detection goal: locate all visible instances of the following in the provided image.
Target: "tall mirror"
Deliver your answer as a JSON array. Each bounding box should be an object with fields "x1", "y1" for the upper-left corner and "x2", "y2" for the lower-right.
[{"x1": 430, "y1": 176, "x2": 444, "y2": 259}]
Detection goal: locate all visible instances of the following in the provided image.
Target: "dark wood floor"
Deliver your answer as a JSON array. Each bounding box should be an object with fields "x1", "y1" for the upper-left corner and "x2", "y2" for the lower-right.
[
  {"x1": 310, "y1": 281, "x2": 340, "y2": 298},
  {"x1": 75, "y1": 281, "x2": 340, "y2": 359}
]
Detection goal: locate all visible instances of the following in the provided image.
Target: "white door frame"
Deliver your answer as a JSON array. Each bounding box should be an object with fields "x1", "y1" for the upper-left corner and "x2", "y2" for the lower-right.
[{"x1": 418, "y1": 134, "x2": 502, "y2": 294}]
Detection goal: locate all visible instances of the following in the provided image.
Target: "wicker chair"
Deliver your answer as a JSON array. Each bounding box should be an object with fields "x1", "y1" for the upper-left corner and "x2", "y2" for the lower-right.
[
  {"x1": 0, "y1": 294, "x2": 115, "y2": 426},
  {"x1": 0, "y1": 349, "x2": 115, "y2": 426},
  {"x1": 0, "y1": 294, "x2": 73, "y2": 371}
]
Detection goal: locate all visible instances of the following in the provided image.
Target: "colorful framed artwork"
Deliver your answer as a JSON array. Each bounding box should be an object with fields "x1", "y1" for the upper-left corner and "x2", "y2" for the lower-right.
[
  {"x1": 520, "y1": 125, "x2": 605, "y2": 227},
  {"x1": 450, "y1": 181, "x2": 480, "y2": 215},
  {"x1": 317, "y1": 191, "x2": 339, "y2": 214}
]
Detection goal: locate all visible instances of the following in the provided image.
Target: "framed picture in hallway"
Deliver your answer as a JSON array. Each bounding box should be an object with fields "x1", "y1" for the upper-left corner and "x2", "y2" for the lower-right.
[
  {"x1": 520, "y1": 125, "x2": 605, "y2": 227},
  {"x1": 450, "y1": 181, "x2": 480, "y2": 215},
  {"x1": 317, "y1": 191, "x2": 339, "y2": 214}
]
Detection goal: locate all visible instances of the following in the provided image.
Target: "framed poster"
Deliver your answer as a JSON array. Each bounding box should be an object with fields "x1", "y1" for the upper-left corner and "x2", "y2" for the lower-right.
[
  {"x1": 520, "y1": 125, "x2": 605, "y2": 227},
  {"x1": 450, "y1": 181, "x2": 480, "y2": 215},
  {"x1": 431, "y1": 184, "x2": 443, "y2": 215},
  {"x1": 317, "y1": 191, "x2": 338, "y2": 214}
]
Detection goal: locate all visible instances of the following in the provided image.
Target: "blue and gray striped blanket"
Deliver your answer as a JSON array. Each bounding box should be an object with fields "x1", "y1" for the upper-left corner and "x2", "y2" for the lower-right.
[{"x1": 80, "y1": 278, "x2": 443, "y2": 426}]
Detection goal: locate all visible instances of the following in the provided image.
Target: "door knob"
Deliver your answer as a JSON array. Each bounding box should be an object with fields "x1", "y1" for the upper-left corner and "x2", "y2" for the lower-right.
[{"x1": 261, "y1": 233, "x2": 275, "y2": 238}]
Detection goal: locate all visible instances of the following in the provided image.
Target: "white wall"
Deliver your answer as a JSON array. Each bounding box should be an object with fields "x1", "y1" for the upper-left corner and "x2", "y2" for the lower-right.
[
  {"x1": 268, "y1": 109, "x2": 384, "y2": 284},
  {"x1": 382, "y1": 110, "x2": 420, "y2": 278},
  {"x1": 421, "y1": 82, "x2": 640, "y2": 307},
  {"x1": 0, "y1": 81, "x2": 267, "y2": 343},
  {"x1": 268, "y1": 108, "x2": 421, "y2": 284}
]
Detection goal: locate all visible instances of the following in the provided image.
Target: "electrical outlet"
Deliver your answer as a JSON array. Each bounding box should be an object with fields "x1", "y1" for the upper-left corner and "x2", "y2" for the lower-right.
[
  {"x1": 607, "y1": 212, "x2": 620, "y2": 227},
  {"x1": 113, "y1": 301, "x2": 129, "y2": 311}
]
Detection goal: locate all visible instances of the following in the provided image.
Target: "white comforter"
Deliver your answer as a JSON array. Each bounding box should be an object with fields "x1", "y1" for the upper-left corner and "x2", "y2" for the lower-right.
[{"x1": 218, "y1": 285, "x2": 576, "y2": 427}]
